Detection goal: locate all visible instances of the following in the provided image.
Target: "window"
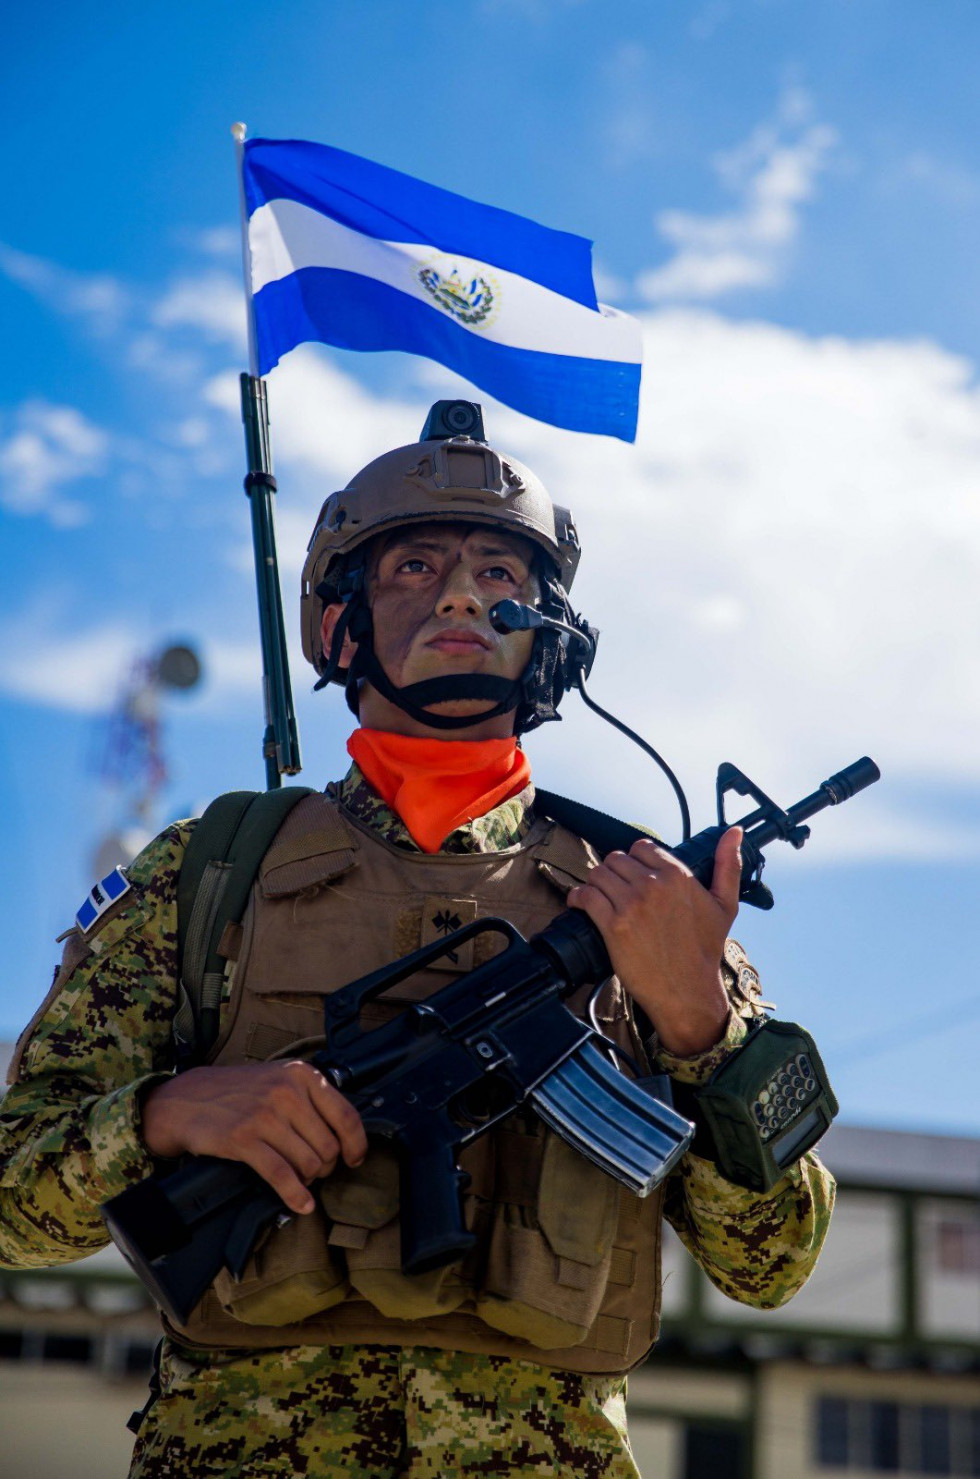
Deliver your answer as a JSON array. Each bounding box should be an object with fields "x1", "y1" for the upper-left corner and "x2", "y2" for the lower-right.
[
  {"x1": 921, "y1": 1407, "x2": 952, "y2": 1476},
  {"x1": 817, "y1": 1397, "x2": 849, "y2": 1468},
  {"x1": 936, "y1": 1220, "x2": 980, "y2": 1276},
  {"x1": 40, "y1": 1334, "x2": 92, "y2": 1364},
  {"x1": 684, "y1": 1422, "x2": 746, "y2": 1479},
  {"x1": 815, "y1": 1398, "x2": 980, "y2": 1475},
  {"x1": 869, "y1": 1403, "x2": 900, "y2": 1472},
  {"x1": 969, "y1": 1411, "x2": 980, "y2": 1478}
]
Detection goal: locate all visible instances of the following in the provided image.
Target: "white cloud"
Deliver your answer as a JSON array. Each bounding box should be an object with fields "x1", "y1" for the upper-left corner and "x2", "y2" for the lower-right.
[
  {"x1": 0, "y1": 238, "x2": 245, "y2": 370},
  {"x1": 207, "y1": 349, "x2": 423, "y2": 581},
  {"x1": 0, "y1": 614, "x2": 289, "y2": 719},
  {"x1": 897, "y1": 150, "x2": 980, "y2": 206},
  {"x1": 444, "y1": 309, "x2": 980, "y2": 858},
  {"x1": 152, "y1": 271, "x2": 247, "y2": 349},
  {"x1": 205, "y1": 346, "x2": 421, "y2": 489},
  {"x1": 0, "y1": 617, "x2": 136, "y2": 713},
  {"x1": 0, "y1": 401, "x2": 110, "y2": 525},
  {"x1": 638, "y1": 92, "x2": 836, "y2": 302},
  {"x1": 193, "y1": 225, "x2": 241, "y2": 258},
  {"x1": 200, "y1": 636, "x2": 286, "y2": 701},
  {"x1": 125, "y1": 330, "x2": 205, "y2": 385},
  {"x1": 197, "y1": 311, "x2": 980, "y2": 863},
  {"x1": 592, "y1": 260, "x2": 630, "y2": 302},
  {"x1": 0, "y1": 241, "x2": 129, "y2": 332}
]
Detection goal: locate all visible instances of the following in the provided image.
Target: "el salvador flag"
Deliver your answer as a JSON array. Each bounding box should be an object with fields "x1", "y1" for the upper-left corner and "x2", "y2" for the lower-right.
[{"x1": 241, "y1": 139, "x2": 642, "y2": 442}]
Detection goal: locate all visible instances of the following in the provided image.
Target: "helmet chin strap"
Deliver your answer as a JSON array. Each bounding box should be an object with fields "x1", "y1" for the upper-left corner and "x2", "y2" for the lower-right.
[{"x1": 349, "y1": 643, "x2": 525, "y2": 731}]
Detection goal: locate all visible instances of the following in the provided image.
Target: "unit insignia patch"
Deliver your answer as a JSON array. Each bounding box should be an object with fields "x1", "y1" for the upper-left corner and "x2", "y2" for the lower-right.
[{"x1": 75, "y1": 867, "x2": 131, "y2": 933}]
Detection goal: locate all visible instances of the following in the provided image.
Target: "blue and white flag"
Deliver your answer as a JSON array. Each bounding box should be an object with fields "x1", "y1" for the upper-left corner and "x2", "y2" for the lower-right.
[{"x1": 241, "y1": 139, "x2": 642, "y2": 441}]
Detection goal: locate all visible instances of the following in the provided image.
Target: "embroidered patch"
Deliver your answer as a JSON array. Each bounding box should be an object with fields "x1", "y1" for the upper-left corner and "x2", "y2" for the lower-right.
[
  {"x1": 419, "y1": 895, "x2": 479, "y2": 971},
  {"x1": 75, "y1": 867, "x2": 131, "y2": 933}
]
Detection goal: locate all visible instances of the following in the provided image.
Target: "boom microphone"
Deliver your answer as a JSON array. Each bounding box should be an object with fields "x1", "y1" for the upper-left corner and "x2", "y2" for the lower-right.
[{"x1": 490, "y1": 599, "x2": 579, "y2": 641}]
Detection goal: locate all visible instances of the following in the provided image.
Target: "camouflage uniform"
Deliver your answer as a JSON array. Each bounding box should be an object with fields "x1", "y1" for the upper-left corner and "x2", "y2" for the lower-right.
[{"x1": 0, "y1": 767, "x2": 835, "y2": 1477}]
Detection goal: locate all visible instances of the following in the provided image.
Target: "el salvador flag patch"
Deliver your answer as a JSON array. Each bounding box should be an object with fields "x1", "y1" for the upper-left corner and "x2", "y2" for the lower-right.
[{"x1": 76, "y1": 867, "x2": 131, "y2": 934}]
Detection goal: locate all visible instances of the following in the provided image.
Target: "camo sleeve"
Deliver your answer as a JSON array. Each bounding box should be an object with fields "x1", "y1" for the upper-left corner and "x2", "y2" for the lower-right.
[
  {"x1": 657, "y1": 939, "x2": 836, "y2": 1308},
  {"x1": 0, "y1": 824, "x2": 192, "y2": 1269},
  {"x1": 663, "y1": 1146, "x2": 835, "y2": 1308}
]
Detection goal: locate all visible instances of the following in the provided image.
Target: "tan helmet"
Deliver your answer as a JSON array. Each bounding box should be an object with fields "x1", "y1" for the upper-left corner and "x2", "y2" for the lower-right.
[{"x1": 300, "y1": 412, "x2": 580, "y2": 678}]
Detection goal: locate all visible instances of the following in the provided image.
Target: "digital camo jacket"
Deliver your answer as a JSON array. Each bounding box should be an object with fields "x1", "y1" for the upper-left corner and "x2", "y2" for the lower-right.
[{"x1": 0, "y1": 766, "x2": 835, "y2": 1317}]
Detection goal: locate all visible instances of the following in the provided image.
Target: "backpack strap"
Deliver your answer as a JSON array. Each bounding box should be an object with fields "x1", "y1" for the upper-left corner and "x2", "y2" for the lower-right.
[
  {"x1": 533, "y1": 788, "x2": 662, "y2": 858},
  {"x1": 175, "y1": 786, "x2": 315, "y2": 1066}
]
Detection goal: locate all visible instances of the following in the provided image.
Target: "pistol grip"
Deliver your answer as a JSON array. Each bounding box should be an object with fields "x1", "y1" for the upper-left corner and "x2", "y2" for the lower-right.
[{"x1": 398, "y1": 1138, "x2": 475, "y2": 1276}]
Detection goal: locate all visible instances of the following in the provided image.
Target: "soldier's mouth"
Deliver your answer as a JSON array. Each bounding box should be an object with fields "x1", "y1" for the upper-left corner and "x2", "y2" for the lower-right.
[{"x1": 425, "y1": 629, "x2": 493, "y2": 654}]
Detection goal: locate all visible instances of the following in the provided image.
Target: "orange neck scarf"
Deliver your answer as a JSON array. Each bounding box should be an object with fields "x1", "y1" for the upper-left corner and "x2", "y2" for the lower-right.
[{"x1": 347, "y1": 728, "x2": 532, "y2": 854}]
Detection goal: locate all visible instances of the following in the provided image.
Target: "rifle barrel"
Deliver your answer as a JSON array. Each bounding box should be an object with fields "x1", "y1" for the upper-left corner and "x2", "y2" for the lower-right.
[{"x1": 748, "y1": 757, "x2": 880, "y2": 849}]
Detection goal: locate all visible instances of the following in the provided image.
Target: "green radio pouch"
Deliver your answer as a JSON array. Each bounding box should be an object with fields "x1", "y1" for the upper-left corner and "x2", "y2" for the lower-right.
[{"x1": 675, "y1": 1019, "x2": 838, "y2": 1194}]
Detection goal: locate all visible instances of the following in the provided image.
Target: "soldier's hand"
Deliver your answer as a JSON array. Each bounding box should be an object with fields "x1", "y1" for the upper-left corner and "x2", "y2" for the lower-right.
[
  {"x1": 567, "y1": 826, "x2": 743, "y2": 1058},
  {"x1": 141, "y1": 1062, "x2": 368, "y2": 1215}
]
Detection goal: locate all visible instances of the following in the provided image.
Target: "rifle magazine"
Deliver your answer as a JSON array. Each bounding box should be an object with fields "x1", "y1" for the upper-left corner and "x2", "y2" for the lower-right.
[{"x1": 530, "y1": 1040, "x2": 695, "y2": 1196}]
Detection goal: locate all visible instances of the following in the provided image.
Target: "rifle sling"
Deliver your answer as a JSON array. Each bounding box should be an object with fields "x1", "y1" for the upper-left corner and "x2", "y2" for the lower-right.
[{"x1": 532, "y1": 789, "x2": 661, "y2": 859}]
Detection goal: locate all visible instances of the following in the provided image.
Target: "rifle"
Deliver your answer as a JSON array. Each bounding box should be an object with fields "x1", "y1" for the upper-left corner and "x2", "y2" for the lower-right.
[{"x1": 102, "y1": 756, "x2": 878, "y2": 1325}]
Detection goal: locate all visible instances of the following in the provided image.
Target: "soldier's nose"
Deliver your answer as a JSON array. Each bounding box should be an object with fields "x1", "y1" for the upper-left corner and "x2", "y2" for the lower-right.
[{"x1": 436, "y1": 567, "x2": 481, "y2": 615}]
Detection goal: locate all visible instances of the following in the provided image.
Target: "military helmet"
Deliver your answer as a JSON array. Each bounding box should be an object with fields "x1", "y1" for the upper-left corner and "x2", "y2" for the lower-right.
[{"x1": 300, "y1": 401, "x2": 581, "y2": 679}]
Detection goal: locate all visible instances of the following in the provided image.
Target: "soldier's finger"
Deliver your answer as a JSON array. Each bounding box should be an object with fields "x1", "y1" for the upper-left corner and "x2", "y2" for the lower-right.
[
  {"x1": 307, "y1": 1074, "x2": 369, "y2": 1167},
  {"x1": 711, "y1": 826, "x2": 743, "y2": 915},
  {"x1": 584, "y1": 854, "x2": 670, "y2": 912},
  {"x1": 568, "y1": 869, "x2": 632, "y2": 916},
  {"x1": 627, "y1": 836, "x2": 685, "y2": 872},
  {"x1": 246, "y1": 1142, "x2": 316, "y2": 1215},
  {"x1": 566, "y1": 881, "x2": 617, "y2": 935},
  {"x1": 274, "y1": 1123, "x2": 340, "y2": 1184},
  {"x1": 284, "y1": 1112, "x2": 342, "y2": 1180},
  {"x1": 602, "y1": 849, "x2": 672, "y2": 889}
]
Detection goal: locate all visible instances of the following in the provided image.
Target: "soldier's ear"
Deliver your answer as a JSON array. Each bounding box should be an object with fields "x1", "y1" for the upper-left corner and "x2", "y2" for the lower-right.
[{"x1": 320, "y1": 603, "x2": 359, "y2": 668}]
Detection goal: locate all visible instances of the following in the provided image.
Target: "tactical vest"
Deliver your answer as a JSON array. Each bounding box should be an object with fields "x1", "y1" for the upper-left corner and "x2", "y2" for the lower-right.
[{"x1": 165, "y1": 794, "x2": 665, "y2": 1375}]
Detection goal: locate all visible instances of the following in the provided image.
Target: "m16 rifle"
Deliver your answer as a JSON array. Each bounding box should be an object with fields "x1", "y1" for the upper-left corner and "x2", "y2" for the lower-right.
[{"x1": 102, "y1": 756, "x2": 878, "y2": 1326}]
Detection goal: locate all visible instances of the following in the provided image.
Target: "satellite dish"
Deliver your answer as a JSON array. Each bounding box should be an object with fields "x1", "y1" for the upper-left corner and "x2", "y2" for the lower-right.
[{"x1": 154, "y1": 644, "x2": 202, "y2": 691}]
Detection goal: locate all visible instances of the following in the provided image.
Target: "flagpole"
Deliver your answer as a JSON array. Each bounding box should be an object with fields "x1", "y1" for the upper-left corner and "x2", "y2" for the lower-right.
[
  {"x1": 231, "y1": 122, "x2": 302, "y2": 788},
  {"x1": 232, "y1": 122, "x2": 260, "y2": 378}
]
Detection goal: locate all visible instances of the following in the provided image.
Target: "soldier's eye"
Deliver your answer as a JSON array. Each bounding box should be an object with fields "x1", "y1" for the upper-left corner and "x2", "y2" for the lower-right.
[
  {"x1": 398, "y1": 558, "x2": 431, "y2": 574},
  {"x1": 483, "y1": 565, "x2": 515, "y2": 582}
]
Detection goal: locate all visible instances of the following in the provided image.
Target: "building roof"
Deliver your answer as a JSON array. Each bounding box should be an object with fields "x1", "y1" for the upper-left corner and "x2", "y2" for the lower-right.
[{"x1": 819, "y1": 1122, "x2": 980, "y2": 1195}]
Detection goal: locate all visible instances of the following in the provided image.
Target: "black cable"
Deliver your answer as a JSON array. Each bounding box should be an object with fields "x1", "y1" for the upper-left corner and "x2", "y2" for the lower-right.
[
  {"x1": 489, "y1": 598, "x2": 694, "y2": 842},
  {"x1": 576, "y1": 672, "x2": 692, "y2": 841}
]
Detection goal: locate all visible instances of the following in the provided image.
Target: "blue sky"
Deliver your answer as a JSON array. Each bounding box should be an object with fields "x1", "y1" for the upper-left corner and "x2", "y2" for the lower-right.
[{"x1": 3, "y1": 0, "x2": 980, "y2": 1137}]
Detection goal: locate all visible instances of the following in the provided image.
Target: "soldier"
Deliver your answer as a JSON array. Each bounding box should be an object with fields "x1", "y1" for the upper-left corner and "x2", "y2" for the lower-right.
[{"x1": 0, "y1": 404, "x2": 834, "y2": 1478}]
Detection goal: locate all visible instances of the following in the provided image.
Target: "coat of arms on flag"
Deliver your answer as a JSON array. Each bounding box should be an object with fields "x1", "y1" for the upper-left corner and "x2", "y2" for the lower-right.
[{"x1": 416, "y1": 264, "x2": 497, "y2": 328}]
